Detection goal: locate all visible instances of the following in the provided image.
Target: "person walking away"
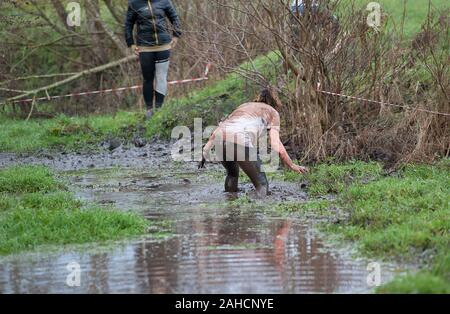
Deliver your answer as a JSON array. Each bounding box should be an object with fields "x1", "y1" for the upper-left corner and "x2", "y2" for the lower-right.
[{"x1": 125, "y1": 0, "x2": 182, "y2": 119}]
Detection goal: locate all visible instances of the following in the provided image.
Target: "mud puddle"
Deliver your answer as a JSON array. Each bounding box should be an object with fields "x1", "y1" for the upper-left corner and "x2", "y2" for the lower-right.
[{"x1": 0, "y1": 148, "x2": 406, "y2": 294}]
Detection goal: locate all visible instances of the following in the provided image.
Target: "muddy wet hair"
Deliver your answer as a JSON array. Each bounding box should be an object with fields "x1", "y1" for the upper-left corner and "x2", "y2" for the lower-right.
[{"x1": 254, "y1": 87, "x2": 283, "y2": 110}]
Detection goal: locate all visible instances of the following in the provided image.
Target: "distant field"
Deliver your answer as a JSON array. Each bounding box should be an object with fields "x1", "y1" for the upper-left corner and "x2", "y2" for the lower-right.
[{"x1": 350, "y1": 0, "x2": 448, "y2": 36}]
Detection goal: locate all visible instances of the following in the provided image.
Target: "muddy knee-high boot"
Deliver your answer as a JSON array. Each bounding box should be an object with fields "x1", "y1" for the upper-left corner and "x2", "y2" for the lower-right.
[
  {"x1": 254, "y1": 172, "x2": 269, "y2": 197},
  {"x1": 225, "y1": 176, "x2": 239, "y2": 192},
  {"x1": 239, "y1": 157, "x2": 269, "y2": 197}
]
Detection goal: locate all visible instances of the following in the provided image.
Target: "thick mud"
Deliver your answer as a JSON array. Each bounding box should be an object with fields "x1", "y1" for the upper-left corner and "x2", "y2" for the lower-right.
[
  {"x1": 0, "y1": 145, "x2": 405, "y2": 294},
  {"x1": 0, "y1": 141, "x2": 171, "y2": 171}
]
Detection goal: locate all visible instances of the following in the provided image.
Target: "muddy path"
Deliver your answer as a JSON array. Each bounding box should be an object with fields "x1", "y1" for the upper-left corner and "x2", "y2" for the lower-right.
[{"x1": 0, "y1": 144, "x2": 405, "y2": 294}]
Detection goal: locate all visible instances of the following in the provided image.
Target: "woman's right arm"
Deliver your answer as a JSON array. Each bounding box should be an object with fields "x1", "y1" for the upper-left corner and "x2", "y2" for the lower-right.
[
  {"x1": 125, "y1": 3, "x2": 138, "y2": 48},
  {"x1": 269, "y1": 113, "x2": 308, "y2": 174}
]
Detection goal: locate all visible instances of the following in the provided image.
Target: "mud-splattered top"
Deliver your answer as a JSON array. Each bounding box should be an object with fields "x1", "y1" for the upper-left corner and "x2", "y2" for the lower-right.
[{"x1": 213, "y1": 102, "x2": 278, "y2": 148}]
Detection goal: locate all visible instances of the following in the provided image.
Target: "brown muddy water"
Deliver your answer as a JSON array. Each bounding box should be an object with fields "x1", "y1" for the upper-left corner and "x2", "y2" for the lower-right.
[{"x1": 0, "y1": 146, "x2": 406, "y2": 294}]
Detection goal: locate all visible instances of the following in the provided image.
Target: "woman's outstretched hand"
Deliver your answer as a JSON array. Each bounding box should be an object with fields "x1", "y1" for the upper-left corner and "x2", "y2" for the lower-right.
[{"x1": 291, "y1": 165, "x2": 309, "y2": 174}]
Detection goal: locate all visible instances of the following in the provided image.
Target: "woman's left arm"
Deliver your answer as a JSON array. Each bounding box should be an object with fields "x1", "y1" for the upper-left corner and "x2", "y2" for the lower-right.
[{"x1": 165, "y1": 0, "x2": 182, "y2": 38}]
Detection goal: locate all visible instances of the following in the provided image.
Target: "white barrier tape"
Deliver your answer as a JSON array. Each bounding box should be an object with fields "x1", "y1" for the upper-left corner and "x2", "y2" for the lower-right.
[
  {"x1": 5, "y1": 63, "x2": 213, "y2": 105},
  {"x1": 5, "y1": 62, "x2": 447, "y2": 118},
  {"x1": 317, "y1": 88, "x2": 450, "y2": 117}
]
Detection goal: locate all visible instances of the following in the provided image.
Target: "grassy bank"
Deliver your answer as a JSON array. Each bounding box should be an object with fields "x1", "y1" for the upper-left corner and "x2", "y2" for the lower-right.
[
  {"x1": 0, "y1": 165, "x2": 149, "y2": 255},
  {"x1": 280, "y1": 160, "x2": 450, "y2": 293},
  {"x1": 0, "y1": 112, "x2": 143, "y2": 153}
]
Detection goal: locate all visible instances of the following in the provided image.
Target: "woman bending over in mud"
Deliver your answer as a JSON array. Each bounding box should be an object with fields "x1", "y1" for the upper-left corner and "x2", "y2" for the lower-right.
[{"x1": 200, "y1": 87, "x2": 308, "y2": 196}]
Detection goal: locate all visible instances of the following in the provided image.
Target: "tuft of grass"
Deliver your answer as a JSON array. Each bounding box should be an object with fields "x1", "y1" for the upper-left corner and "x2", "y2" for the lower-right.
[
  {"x1": 276, "y1": 200, "x2": 333, "y2": 216},
  {"x1": 0, "y1": 165, "x2": 149, "y2": 255},
  {"x1": 0, "y1": 200, "x2": 148, "y2": 255},
  {"x1": 0, "y1": 193, "x2": 15, "y2": 212},
  {"x1": 0, "y1": 165, "x2": 62, "y2": 193},
  {"x1": 20, "y1": 191, "x2": 82, "y2": 211},
  {"x1": 284, "y1": 160, "x2": 383, "y2": 196},
  {"x1": 377, "y1": 272, "x2": 450, "y2": 294}
]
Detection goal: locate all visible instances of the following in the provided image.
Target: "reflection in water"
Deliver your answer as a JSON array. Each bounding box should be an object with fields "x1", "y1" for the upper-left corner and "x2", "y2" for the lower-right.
[{"x1": 0, "y1": 168, "x2": 399, "y2": 294}]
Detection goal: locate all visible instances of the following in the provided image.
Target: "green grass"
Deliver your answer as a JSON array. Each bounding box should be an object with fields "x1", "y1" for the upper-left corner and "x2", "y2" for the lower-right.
[
  {"x1": 0, "y1": 111, "x2": 142, "y2": 153},
  {"x1": 0, "y1": 165, "x2": 149, "y2": 255},
  {"x1": 276, "y1": 199, "x2": 334, "y2": 216},
  {"x1": 377, "y1": 272, "x2": 449, "y2": 294},
  {"x1": 281, "y1": 160, "x2": 450, "y2": 293},
  {"x1": 284, "y1": 160, "x2": 383, "y2": 196},
  {"x1": 0, "y1": 165, "x2": 62, "y2": 193}
]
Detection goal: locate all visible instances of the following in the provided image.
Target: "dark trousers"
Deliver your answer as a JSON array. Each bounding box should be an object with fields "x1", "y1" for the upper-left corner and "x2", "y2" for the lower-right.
[
  {"x1": 139, "y1": 50, "x2": 171, "y2": 110},
  {"x1": 221, "y1": 142, "x2": 269, "y2": 194}
]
